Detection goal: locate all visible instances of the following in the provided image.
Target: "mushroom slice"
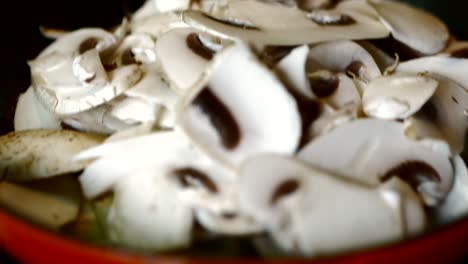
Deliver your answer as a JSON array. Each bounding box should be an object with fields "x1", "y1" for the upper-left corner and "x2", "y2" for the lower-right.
[
  {"x1": 308, "y1": 71, "x2": 361, "y2": 109},
  {"x1": 362, "y1": 73, "x2": 438, "y2": 120},
  {"x1": 410, "y1": 74, "x2": 468, "y2": 155},
  {"x1": 109, "y1": 33, "x2": 157, "y2": 66},
  {"x1": 367, "y1": 0, "x2": 449, "y2": 55},
  {"x1": 239, "y1": 155, "x2": 425, "y2": 256},
  {"x1": 276, "y1": 45, "x2": 315, "y2": 99},
  {"x1": 0, "y1": 182, "x2": 79, "y2": 230},
  {"x1": 306, "y1": 103, "x2": 358, "y2": 141},
  {"x1": 0, "y1": 130, "x2": 103, "y2": 181},
  {"x1": 397, "y1": 57, "x2": 468, "y2": 92},
  {"x1": 307, "y1": 40, "x2": 382, "y2": 82},
  {"x1": 156, "y1": 28, "x2": 228, "y2": 92},
  {"x1": 428, "y1": 156, "x2": 468, "y2": 226},
  {"x1": 179, "y1": 43, "x2": 301, "y2": 167},
  {"x1": 182, "y1": 1, "x2": 389, "y2": 46},
  {"x1": 358, "y1": 40, "x2": 396, "y2": 72},
  {"x1": 131, "y1": 11, "x2": 188, "y2": 39},
  {"x1": 298, "y1": 119, "x2": 454, "y2": 206},
  {"x1": 14, "y1": 87, "x2": 61, "y2": 131},
  {"x1": 154, "y1": 0, "x2": 191, "y2": 13},
  {"x1": 108, "y1": 97, "x2": 161, "y2": 126},
  {"x1": 76, "y1": 131, "x2": 258, "y2": 248}
]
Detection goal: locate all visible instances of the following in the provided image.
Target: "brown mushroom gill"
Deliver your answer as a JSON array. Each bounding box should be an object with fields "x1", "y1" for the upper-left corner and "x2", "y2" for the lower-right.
[
  {"x1": 186, "y1": 33, "x2": 216, "y2": 60},
  {"x1": 309, "y1": 73, "x2": 340, "y2": 98},
  {"x1": 370, "y1": 37, "x2": 423, "y2": 61},
  {"x1": 201, "y1": 14, "x2": 260, "y2": 31},
  {"x1": 121, "y1": 48, "x2": 139, "y2": 66},
  {"x1": 261, "y1": 46, "x2": 297, "y2": 68},
  {"x1": 271, "y1": 178, "x2": 301, "y2": 205},
  {"x1": 173, "y1": 168, "x2": 218, "y2": 194},
  {"x1": 78, "y1": 37, "x2": 100, "y2": 54},
  {"x1": 192, "y1": 87, "x2": 241, "y2": 150},
  {"x1": 345, "y1": 60, "x2": 365, "y2": 79},
  {"x1": 380, "y1": 161, "x2": 442, "y2": 191},
  {"x1": 450, "y1": 48, "x2": 468, "y2": 59}
]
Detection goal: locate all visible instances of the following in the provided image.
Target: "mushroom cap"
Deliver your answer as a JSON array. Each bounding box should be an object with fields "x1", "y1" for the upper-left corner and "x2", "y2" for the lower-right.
[
  {"x1": 362, "y1": 73, "x2": 438, "y2": 120},
  {"x1": 179, "y1": 42, "x2": 301, "y2": 167},
  {"x1": 14, "y1": 87, "x2": 61, "y2": 131},
  {"x1": 298, "y1": 119, "x2": 454, "y2": 205},
  {"x1": 182, "y1": 1, "x2": 389, "y2": 46},
  {"x1": 0, "y1": 129, "x2": 104, "y2": 181},
  {"x1": 368, "y1": 0, "x2": 449, "y2": 55},
  {"x1": 238, "y1": 155, "x2": 425, "y2": 256},
  {"x1": 307, "y1": 40, "x2": 382, "y2": 82}
]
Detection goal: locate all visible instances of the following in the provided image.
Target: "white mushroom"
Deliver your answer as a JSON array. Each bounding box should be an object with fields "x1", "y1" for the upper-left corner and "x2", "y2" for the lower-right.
[
  {"x1": 14, "y1": 87, "x2": 61, "y2": 131},
  {"x1": 29, "y1": 28, "x2": 143, "y2": 115},
  {"x1": 179, "y1": 42, "x2": 301, "y2": 167},
  {"x1": 307, "y1": 40, "x2": 382, "y2": 82},
  {"x1": 368, "y1": 0, "x2": 449, "y2": 55},
  {"x1": 238, "y1": 155, "x2": 425, "y2": 257},
  {"x1": 308, "y1": 71, "x2": 361, "y2": 109},
  {"x1": 76, "y1": 130, "x2": 261, "y2": 248},
  {"x1": 298, "y1": 119, "x2": 454, "y2": 205},
  {"x1": 428, "y1": 156, "x2": 468, "y2": 227},
  {"x1": 182, "y1": 0, "x2": 389, "y2": 46},
  {"x1": 156, "y1": 28, "x2": 228, "y2": 92},
  {"x1": 307, "y1": 103, "x2": 359, "y2": 140},
  {"x1": 0, "y1": 130, "x2": 103, "y2": 181},
  {"x1": 408, "y1": 74, "x2": 468, "y2": 155},
  {"x1": 362, "y1": 73, "x2": 438, "y2": 120},
  {"x1": 108, "y1": 97, "x2": 161, "y2": 126},
  {"x1": 358, "y1": 40, "x2": 396, "y2": 72},
  {"x1": 108, "y1": 33, "x2": 158, "y2": 66},
  {"x1": 131, "y1": 11, "x2": 188, "y2": 39}
]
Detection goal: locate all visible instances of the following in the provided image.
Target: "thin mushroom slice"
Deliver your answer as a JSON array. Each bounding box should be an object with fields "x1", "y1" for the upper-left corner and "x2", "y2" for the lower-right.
[
  {"x1": 182, "y1": 1, "x2": 389, "y2": 46},
  {"x1": 409, "y1": 74, "x2": 468, "y2": 155},
  {"x1": 276, "y1": 45, "x2": 315, "y2": 99},
  {"x1": 0, "y1": 129, "x2": 104, "y2": 181},
  {"x1": 14, "y1": 87, "x2": 61, "y2": 131},
  {"x1": 179, "y1": 42, "x2": 301, "y2": 167},
  {"x1": 156, "y1": 28, "x2": 228, "y2": 92},
  {"x1": 367, "y1": 0, "x2": 449, "y2": 55},
  {"x1": 306, "y1": 103, "x2": 359, "y2": 141},
  {"x1": 307, "y1": 40, "x2": 382, "y2": 82},
  {"x1": 298, "y1": 119, "x2": 454, "y2": 206},
  {"x1": 238, "y1": 155, "x2": 425, "y2": 257},
  {"x1": 131, "y1": 11, "x2": 188, "y2": 39},
  {"x1": 108, "y1": 97, "x2": 161, "y2": 126},
  {"x1": 76, "y1": 131, "x2": 259, "y2": 249},
  {"x1": 397, "y1": 57, "x2": 468, "y2": 92},
  {"x1": 428, "y1": 156, "x2": 468, "y2": 227},
  {"x1": 358, "y1": 40, "x2": 396, "y2": 72},
  {"x1": 362, "y1": 73, "x2": 438, "y2": 120}
]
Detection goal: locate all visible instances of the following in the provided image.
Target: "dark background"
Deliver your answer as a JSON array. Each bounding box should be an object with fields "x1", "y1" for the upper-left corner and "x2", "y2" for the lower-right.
[{"x1": 0, "y1": 0, "x2": 467, "y2": 262}]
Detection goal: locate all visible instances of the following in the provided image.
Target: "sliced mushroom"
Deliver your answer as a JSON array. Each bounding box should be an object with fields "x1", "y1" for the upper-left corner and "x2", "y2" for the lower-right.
[
  {"x1": 156, "y1": 28, "x2": 228, "y2": 92},
  {"x1": 76, "y1": 131, "x2": 261, "y2": 244},
  {"x1": 14, "y1": 87, "x2": 61, "y2": 131},
  {"x1": 298, "y1": 119, "x2": 454, "y2": 206},
  {"x1": 368, "y1": 0, "x2": 449, "y2": 55},
  {"x1": 276, "y1": 45, "x2": 315, "y2": 99},
  {"x1": 309, "y1": 71, "x2": 361, "y2": 109},
  {"x1": 154, "y1": 0, "x2": 191, "y2": 13},
  {"x1": 307, "y1": 40, "x2": 382, "y2": 82},
  {"x1": 131, "y1": 11, "x2": 188, "y2": 39},
  {"x1": 108, "y1": 33, "x2": 157, "y2": 66},
  {"x1": 362, "y1": 73, "x2": 438, "y2": 120},
  {"x1": 0, "y1": 182, "x2": 80, "y2": 230},
  {"x1": 238, "y1": 155, "x2": 425, "y2": 256},
  {"x1": 179, "y1": 43, "x2": 301, "y2": 167},
  {"x1": 358, "y1": 40, "x2": 396, "y2": 72},
  {"x1": 428, "y1": 156, "x2": 468, "y2": 227},
  {"x1": 182, "y1": 1, "x2": 389, "y2": 46},
  {"x1": 306, "y1": 103, "x2": 359, "y2": 140},
  {"x1": 408, "y1": 74, "x2": 468, "y2": 155},
  {"x1": 108, "y1": 97, "x2": 161, "y2": 126},
  {"x1": 0, "y1": 130, "x2": 103, "y2": 181},
  {"x1": 397, "y1": 56, "x2": 468, "y2": 92}
]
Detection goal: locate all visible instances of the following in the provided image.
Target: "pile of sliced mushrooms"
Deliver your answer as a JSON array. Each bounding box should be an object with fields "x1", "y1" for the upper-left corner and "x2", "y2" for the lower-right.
[{"x1": 0, "y1": 0, "x2": 467, "y2": 258}]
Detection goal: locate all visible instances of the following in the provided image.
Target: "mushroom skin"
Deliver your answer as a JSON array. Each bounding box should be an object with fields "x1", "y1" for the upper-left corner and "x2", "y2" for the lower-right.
[
  {"x1": 238, "y1": 155, "x2": 426, "y2": 257},
  {"x1": 0, "y1": 129, "x2": 104, "y2": 181},
  {"x1": 298, "y1": 119, "x2": 454, "y2": 206}
]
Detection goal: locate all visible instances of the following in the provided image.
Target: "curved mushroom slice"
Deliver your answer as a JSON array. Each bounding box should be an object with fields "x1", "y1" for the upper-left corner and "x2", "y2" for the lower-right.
[
  {"x1": 298, "y1": 119, "x2": 454, "y2": 206},
  {"x1": 179, "y1": 43, "x2": 301, "y2": 167},
  {"x1": 307, "y1": 40, "x2": 382, "y2": 82},
  {"x1": 362, "y1": 73, "x2": 438, "y2": 120},
  {"x1": 108, "y1": 33, "x2": 157, "y2": 66},
  {"x1": 428, "y1": 156, "x2": 468, "y2": 227},
  {"x1": 131, "y1": 11, "x2": 188, "y2": 39},
  {"x1": 0, "y1": 130, "x2": 103, "y2": 181},
  {"x1": 276, "y1": 45, "x2": 315, "y2": 99},
  {"x1": 397, "y1": 57, "x2": 468, "y2": 92},
  {"x1": 14, "y1": 87, "x2": 61, "y2": 131},
  {"x1": 238, "y1": 155, "x2": 425, "y2": 256},
  {"x1": 358, "y1": 40, "x2": 396, "y2": 72},
  {"x1": 156, "y1": 28, "x2": 228, "y2": 92},
  {"x1": 182, "y1": 1, "x2": 389, "y2": 46},
  {"x1": 368, "y1": 0, "x2": 449, "y2": 55},
  {"x1": 409, "y1": 74, "x2": 468, "y2": 155},
  {"x1": 306, "y1": 103, "x2": 359, "y2": 141}
]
